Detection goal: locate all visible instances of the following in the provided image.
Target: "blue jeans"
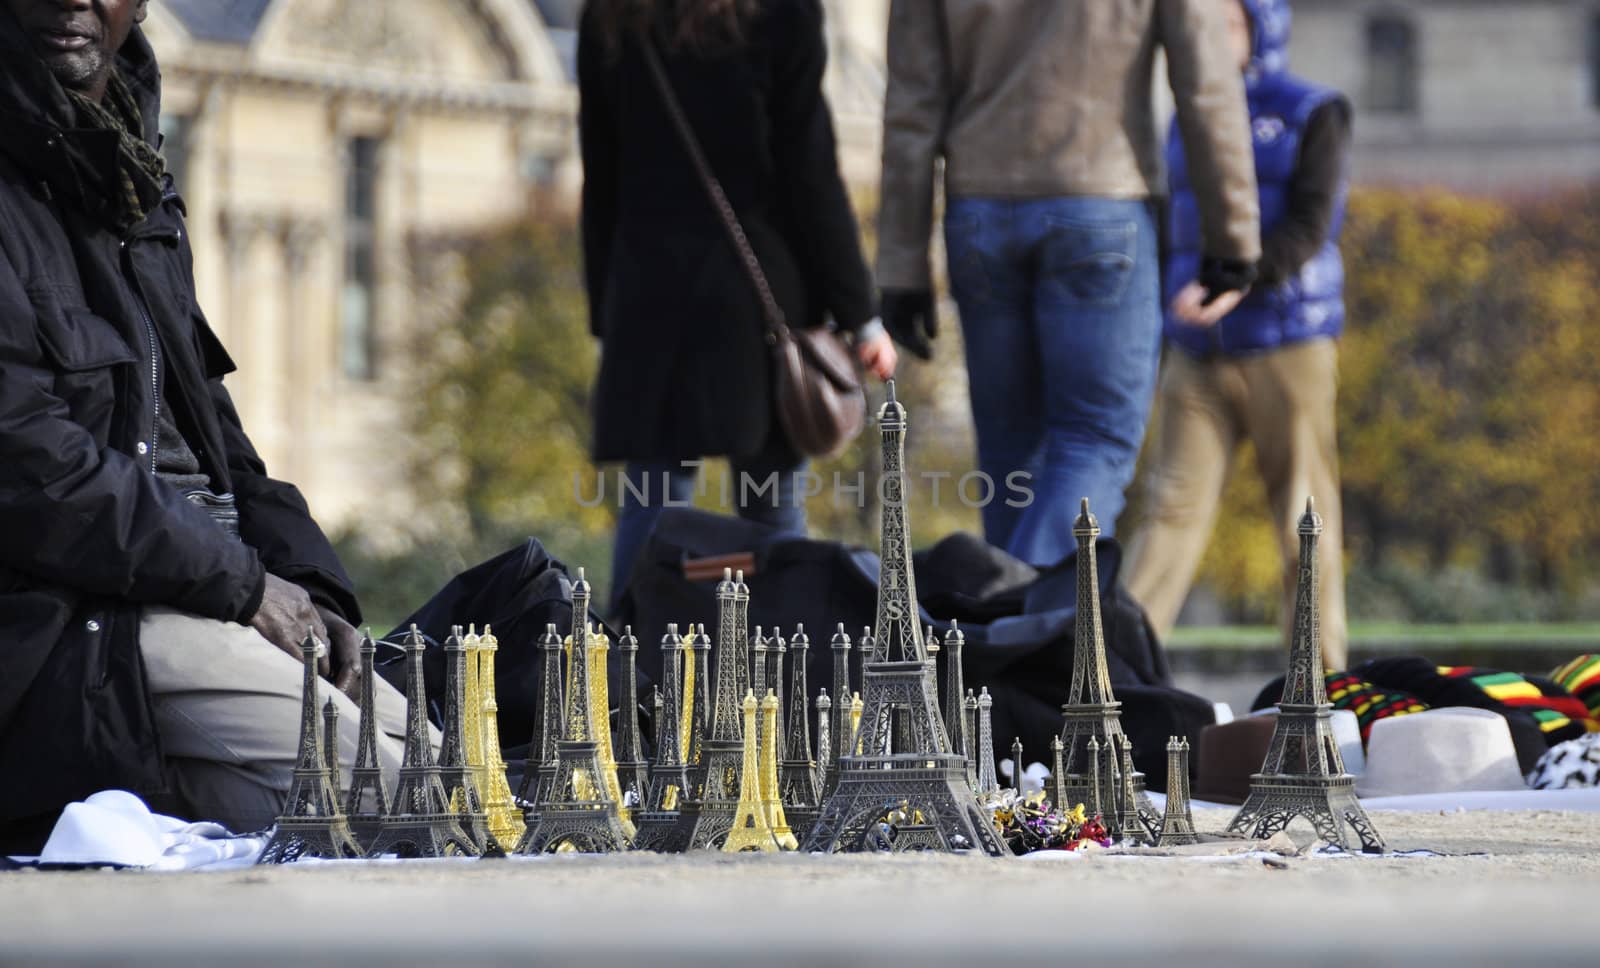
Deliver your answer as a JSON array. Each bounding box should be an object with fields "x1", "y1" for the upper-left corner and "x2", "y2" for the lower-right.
[
  {"x1": 609, "y1": 448, "x2": 809, "y2": 613},
  {"x1": 945, "y1": 196, "x2": 1161, "y2": 565}
]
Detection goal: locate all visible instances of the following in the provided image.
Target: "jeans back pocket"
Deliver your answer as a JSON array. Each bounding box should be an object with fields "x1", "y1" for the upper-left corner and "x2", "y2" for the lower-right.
[{"x1": 1040, "y1": 215, "x2": 1139, "y2": 307}]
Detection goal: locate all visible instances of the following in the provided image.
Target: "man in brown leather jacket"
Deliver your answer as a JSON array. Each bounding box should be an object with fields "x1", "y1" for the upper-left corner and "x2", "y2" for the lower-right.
[{"x1": 877, "y1": 0, "x2": 1261, "y2": 565}]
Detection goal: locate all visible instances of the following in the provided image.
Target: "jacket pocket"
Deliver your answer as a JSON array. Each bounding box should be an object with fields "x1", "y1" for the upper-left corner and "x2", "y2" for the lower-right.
[
  {"x1": 33, "y1": 306, "x2": 138, "y2": 443},
  {"x1": 1041, "y1": 215, "x2": 1139, "y2": 307}
]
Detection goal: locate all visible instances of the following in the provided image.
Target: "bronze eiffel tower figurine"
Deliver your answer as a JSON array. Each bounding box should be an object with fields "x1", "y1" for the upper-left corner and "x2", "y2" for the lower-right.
[
  {"x1": 518, "y1": 622, "x2": 565, "y2": 814},
  {"x1": 1052, "y1": 499, "x2": 1160, "y2": 840},
  {"x1": 344, "y1": 632, "x2": 388, "y2": 845},
  {"x1": 1158, "y1": 737, "x2": 1199, "y2": 847},
  {"x1": 516, "y1": 570, "x2": 630, "y2": 853},
  {"x1": 322, "y1": 698, "x2": 341, "y2": 807},
  {"x1": 614, "y1": 626, "x2": 650, "y2": 810},
  {"x1": 805, "y1": 382, "x2": 1004, "y2": 855},
  {"x1": 821, "y1": 624, "x2": 853, "y2": 795},
  {"x1": 634, "y1": 625, "x2": 694, "y2": 851},
  {"x1": 674, "y1": 571, "x2": 750, "y2": 849},
  {"x1": 941, "y1": 622, "x2": 970, "y2": 770},
  {"x1": 366, "y1": 626, "x2": 477, "y2": 858},
  {"x1": 258, "y1": 633, "x2": 362, "y2": 863},
  {"x1": 779, "y1": 625, "x2": 822, "y2": 832},
  {"x1": 1228, "y1": 499, "x2": 1385, "y2": 853},
  {"x1": 438, "y1": 627, "x2": 495, "y2": 854}
]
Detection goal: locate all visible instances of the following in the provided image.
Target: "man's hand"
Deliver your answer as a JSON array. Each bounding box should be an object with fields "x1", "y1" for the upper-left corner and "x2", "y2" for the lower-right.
[
  {"x1": 856, "y1": 328, "x2": 898, "y2": 382},
  {"x1": 249, "y1": 573, "x2": 329, "y2": 676},
  {"x1": 880, "y1": 288, "x2": 937, "y2": 360},
  {"x1": 1171, "y1": 281, "x2": 1246, "y2": 328},
  {"x1": 319, "y1": 607, "x2": 363, "y2": 701}
]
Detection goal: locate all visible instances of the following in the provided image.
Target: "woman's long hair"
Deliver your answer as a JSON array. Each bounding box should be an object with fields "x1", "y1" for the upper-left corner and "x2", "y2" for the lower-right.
[{"x1": 591, "y1": 0, "x2": 761, "y2": 56}]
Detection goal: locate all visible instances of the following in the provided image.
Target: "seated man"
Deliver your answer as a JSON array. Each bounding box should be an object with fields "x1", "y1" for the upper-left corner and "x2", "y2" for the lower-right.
[{"x1": 0, "y1": 0, "x2": 409, "y2": 846}]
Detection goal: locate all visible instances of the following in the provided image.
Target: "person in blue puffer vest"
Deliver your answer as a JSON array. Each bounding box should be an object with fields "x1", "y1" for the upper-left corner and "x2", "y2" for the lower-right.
[{"x1": 1124, "y1": 0, "x2": 1355, "y2": 670}]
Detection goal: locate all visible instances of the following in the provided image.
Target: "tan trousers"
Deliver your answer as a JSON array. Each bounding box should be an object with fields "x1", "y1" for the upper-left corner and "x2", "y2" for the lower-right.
[
  {"x1": 139, "y1": 607, "x2": 425, "y2": 833},
  {"x1": 1123, "y1": 339, "x2": 1348, "y2": 670}
]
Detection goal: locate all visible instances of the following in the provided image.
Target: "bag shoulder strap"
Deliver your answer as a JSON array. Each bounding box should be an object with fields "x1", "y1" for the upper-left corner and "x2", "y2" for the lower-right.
[{"x1": 638, "y1": 35, "x2": 790, "y2": 343}]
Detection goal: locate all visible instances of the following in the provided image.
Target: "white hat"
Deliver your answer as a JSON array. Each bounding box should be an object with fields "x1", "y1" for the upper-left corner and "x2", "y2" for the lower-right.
[{"x1": 1357, "y1": 707, "x2": 1526, "y2": 798}]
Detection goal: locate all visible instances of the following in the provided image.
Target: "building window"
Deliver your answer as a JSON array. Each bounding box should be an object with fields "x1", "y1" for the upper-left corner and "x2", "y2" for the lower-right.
[
  {"x1": 342, "y1": 137, "x2": 380, "y2": 381},
  {"x1": 1366, "y1": 14, "x2": 1418, "y2": 114},
  {"x1": 158, "y1": 113, "x2": 193, "y2": 194}
]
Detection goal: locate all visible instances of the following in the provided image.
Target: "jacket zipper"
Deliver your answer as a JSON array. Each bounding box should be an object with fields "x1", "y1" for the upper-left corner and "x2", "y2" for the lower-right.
[{"x1": 121, "y1": 239, "x2": 161, "y2": 475}]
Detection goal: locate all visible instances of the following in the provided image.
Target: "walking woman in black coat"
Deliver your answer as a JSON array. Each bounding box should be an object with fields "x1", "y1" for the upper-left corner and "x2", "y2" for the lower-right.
[{"x1": 581, "y1": 0, "x2": 896, "y2": 608}]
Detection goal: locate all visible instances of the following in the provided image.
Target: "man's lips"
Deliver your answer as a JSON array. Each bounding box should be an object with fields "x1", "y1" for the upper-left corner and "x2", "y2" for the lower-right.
[{"x1": 37, "y1": 28, "x2": 96, "y2": 53}]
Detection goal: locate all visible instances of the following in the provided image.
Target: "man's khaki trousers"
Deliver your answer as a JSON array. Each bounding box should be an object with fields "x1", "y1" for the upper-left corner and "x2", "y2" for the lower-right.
[
  {"x1": 1123, "y1": 338, "x2": 1348, "y2": 671},
  {"x1": 140, "y1": 607, "x2": 425, "y2": 833}
]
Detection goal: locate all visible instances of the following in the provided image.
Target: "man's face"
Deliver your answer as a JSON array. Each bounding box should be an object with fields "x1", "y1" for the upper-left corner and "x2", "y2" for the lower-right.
[
  {"x1": 5, "y1": 0, "x2": 147, "y2": 98},
  {"x1": 1225, "y1": 0, "x2": 1253, "y2": 72}
]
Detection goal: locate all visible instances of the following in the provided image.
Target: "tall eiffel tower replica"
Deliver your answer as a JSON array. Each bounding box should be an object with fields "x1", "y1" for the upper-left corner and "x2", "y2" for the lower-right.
[
  {"x1": 517, "y1": 622, "x2": 565, "y2": 814},
  {"x1": 614, "y1": 626, "x2": 650, "y2": 809},
  {"x1": 805, "y1": 383, "x2": 1004, "y2": 855},
  {"x1": 778, "y1": 625, "x2": 822, "y2": 832},
  {"x1": 344, "y1": 633, "x2": 388, "y2": 845},
  {"x1": 258, "y1": 634, "x2": 363, "y2": 863},
  {"x1": 1052, "y1": 499, "x2": 1160, "y2": 841},
  {"x1": 633, "y1": 626, "x2": 694, "y2": 851},
  {"x1": 516, "y1": 570, "x2": 631, "y2": 853},
  {"x1": 476, "y1": 626, "x2": 526, "y2": 850},
  {"x1": 438, "y1": 627, "x2": 494, "y2": 854},
  {"x1": 673, "y1": 570, "x2": 752, "y2": 849},
  {"x1": 365, "y1": 627, "x2": 477, "y2": 858},
  {"x1": 1228, "y1": 499, "x2": 1385, "y2": 852}
]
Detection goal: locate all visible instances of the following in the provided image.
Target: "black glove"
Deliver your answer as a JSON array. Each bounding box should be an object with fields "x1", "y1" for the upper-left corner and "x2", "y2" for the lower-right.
[
  {"x1": 1198, "y1": 257, "x2": 1258, "y2": 306},
  {"x1": 880, "y1": 288, "x2": 937, "y2": 360}
]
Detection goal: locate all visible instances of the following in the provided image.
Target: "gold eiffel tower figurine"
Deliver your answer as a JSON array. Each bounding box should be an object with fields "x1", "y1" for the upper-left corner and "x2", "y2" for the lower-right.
[
  {"x1": 477, "y1": 625, "x2": 526, "y2": 849},
  {"x1": 723, "y1": 691, "x2": 780, "y2": 853},
  {"x1": 584, "y1": 622, "x2": 634, "y2": 836},
  {"x1": 759, "y1": 689, "x2": 798, "y2": 850},
  {"x1": 460, "y1": 626, "x2": 488, "y2": 794}
]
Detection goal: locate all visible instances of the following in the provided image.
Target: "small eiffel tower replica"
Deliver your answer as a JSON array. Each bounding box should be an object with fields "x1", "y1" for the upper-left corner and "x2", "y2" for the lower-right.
[
  {"x1": 1115, "y1": 735, "x2": 1154, "y2": 845},
  {"x1": 813, "y1": 689, "x2": 833, "y2": 795},
  {"x1": 344, "y1": 632, "x2": 388, "y2": 845},
  {"x1": 581, "y1": 616, "x2": 633, "y2": 836},
  {"x1": 1158, "y1": 737, "x2": 1199, "y2": 846},
  {"x1": 517, "y1": 622, "x2": 565, "y2": 814},
  {"x1": 821, "y1": 624, "x2": 853, "y2": 795},
  {"x1": 674, "y1": 571, "x2": 751, "y2": 850},
  {"x1": 366, "y1": 627, "x2": 477, "y2": 859},
  {"x1": 963, "y1": 689, "x2": 980, "y2": 788},
  {"x1": 634, "y1": 626, "x2": 694, "y2": 852},
  {"x1": 477, "y1": 626, "x2": 526, "y2": 850},
  {"x1": 1053, "y1": 499, "x2": 1160, "y2": 840},
  {"x1": 684, "y1": 623, "x2": 711, "y2": 772},
  {"x1": 805, "y1": 383, "x2": 1004, "y2": 855},
  {"x1": 258, "y1": 633, "x2": 363, "y2": 863},
  {"x1": 778, "y1": 625, "x2": 822, "y2": 832},
  {"x1": 614, "y1": 626, "x2": 650, "y2": 810},
  {"x1": 322, "y1": 698, "x2": 342, "y2": 807},
  {"x1": 516, "y1": 571, "x2": 631, "y2": 853},
  {"x1": 759, "y1": 690, "x2": 798, "y2": 849},
  {"x1": 942, "y1": 622, "x2": 970, "y2": 771},
  {"x1": 1228, "y1": 499, "x2": 1385, "y2": 853},
  {"x1": 722, "y1": 692, "x2": 781, "y2": 853},
  {"x1": 438, "y1": 627, "x2": 494, "y2": 855},
  {"x1": 975, "y1": 687, "x2": 998, "y2": 795}
]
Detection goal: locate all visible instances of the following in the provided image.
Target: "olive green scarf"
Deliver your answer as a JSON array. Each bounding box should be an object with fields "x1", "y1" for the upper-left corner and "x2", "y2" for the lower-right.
[{"x1": 63, "y1": 69, "x2": 166, "y2": 233}]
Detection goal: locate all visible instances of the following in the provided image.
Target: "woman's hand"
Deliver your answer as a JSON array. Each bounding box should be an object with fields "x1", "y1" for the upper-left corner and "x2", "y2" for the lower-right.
[{"x1": 856, "y1": 329, "x2": 898, "y2": 382}]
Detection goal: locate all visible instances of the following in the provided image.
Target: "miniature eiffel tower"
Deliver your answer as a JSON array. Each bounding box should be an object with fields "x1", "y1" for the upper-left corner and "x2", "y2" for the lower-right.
[
  {"x1": 322, "y1": 698, "x2": 342, "y2": 807},
  {"x1": 516, "y1": 571, "x2": 631, "y2": 853},
  {"x1": 758, "y1": 689, "x2": 798, "y2": 849},
  {"x1": 1053, "y1": 499, "x2": 1160, "y2": 841},
  {"x1": 461, "y1": 626, "x2": 487, "y2": 800},
  {"x1": 258, "y1": 634, "x2": 363, "y2": 863},
  {"x1": 750, "y1": 627, "x2": 771, "y2": 758},
  {"x1": 1159, "y1": 737, "x2": 1199, "y2": 846},
  {"x1": 517, "y1": 622, "x2": 565, "y2": 812},
  {"x1": 1009, "y1": 737, "x2": 1024, "y2": 792},
  {"x1": 614, "y1": 626, "x2": 650, "y2": 809},
  {"x1": 805, "y1": 382, "x2": 1004, "y2": 855},
  {"x1": 675, "y1": 571, "x2": 751, "y2": 850},
  {"x1": 975, "y1": 687, "x2": 998, "y2": 795},
  {"x1": 633, "y1": 625, "x2": 694, "y2": 852},
  {"x1": 821, "y1": 624, "x2": 853, "y2": 794},
  {"x1": 1116, "y1": 735, "x2": 1154, "y2": 845},
  {"x1": 779, "y1": 625, "x2": 822, "y2": 832},
  {"x1": 767, "y1": 628, "x2": 788, "y2": 775},
  {"x1": 343, "y1": 633, "x2": 387, "y2": 844},
  {"x1": 1228, "y1": 500, "x2": 1385, "y2": 853},
  {"x1": 942, "y1": 622, "x2": 969, "y2": 768},
  {"x1": 438, "y1": 627, "x2": 494, "y2": 854},
  {"x1": 477, "y1": 626, "x2": 526, "y2": 850},
  {"x1": 723, "y1": 692, "x2": 781, "y2": 853},
  {"x1": 963, "y1": 689, "x2": 980, "y2": 788},
  {"x1": 814, "y1": 690, "x2": 833, "y2": 794},
  {"x1": 684, "y1": 623, "x2": 711, "y2": 771},
  {"x1": 581, "y1": 619, "x2": 633, "y2": 835},
  {"x1": 365, "y1": 627, "x2": 476, "y2": 859}
]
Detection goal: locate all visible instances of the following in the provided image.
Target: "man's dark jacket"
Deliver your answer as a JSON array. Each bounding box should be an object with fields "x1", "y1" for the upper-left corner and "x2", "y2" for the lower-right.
[{"x1": 0, "y1": 23, "x2": 358, "y2": 836}]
